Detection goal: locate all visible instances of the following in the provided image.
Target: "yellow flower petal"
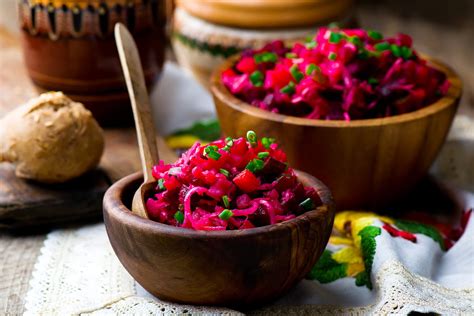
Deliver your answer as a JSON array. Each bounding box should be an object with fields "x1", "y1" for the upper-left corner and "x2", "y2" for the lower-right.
[
  {"x1": 329, "y1": 236, "x2": 354, "y2": 246},
  {"x1": 347, "y1": 262, "x2": 366, "y2": 276},
  {"x1": 332, "y1": 247, "x2": 363, "y2": 265}
]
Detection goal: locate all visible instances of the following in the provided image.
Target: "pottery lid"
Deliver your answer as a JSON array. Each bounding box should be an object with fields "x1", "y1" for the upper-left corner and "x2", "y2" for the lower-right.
[{"x1": 176, "y1": 0, "x2": 354, "y2": 29}]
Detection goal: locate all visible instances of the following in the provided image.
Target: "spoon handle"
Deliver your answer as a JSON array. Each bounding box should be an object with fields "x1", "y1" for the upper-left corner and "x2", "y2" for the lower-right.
[{"x1": 115, "y1": 23, "x2": 159, "y2": 183}]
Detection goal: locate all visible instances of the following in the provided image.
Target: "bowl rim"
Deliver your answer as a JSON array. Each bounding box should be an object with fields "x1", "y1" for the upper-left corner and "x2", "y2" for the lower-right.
[
  {"x1": 210, "y1": 54, "x2": 462, "y2": 128},
  {"x1": 103, "y1": 171, "x2": 334, "y2": 239}
]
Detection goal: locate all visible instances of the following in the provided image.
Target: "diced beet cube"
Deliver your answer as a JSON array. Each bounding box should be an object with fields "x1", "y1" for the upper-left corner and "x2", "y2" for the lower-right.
[
  {"x1": 233, "y1": 169, "x2": 261, "y2": 192},
  {"x1": 274, "y1": 174, "x2": 297, "y2": 192},
  {"x1": 248, "y1": 205, "x2": 271, "y2": 226},
  {"x1": 260, "y1": 157, "x2": 287, "y2": 177}
]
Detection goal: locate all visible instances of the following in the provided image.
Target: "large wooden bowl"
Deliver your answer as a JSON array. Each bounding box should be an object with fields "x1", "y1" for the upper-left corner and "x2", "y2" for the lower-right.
[
  {"x1": 103, "y1": 171, "x2": 334, "y2": 308},
  {"x1": 211, "y1": 56, "x2": 462, "y2": 210}
]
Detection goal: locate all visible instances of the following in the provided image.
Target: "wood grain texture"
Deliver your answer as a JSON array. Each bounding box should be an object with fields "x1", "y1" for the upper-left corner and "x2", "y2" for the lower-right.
[
  {"x1": 211, "y1": 56, "x2": 462, "y2": 210},
  {"x1": 0, "y1": 165, "x2": 110, "y2": 229},
  {"x1": 103, "y1": 171, "x2": 335, "y2": 308},
  {"x1": 115, "y1": 24, "x2": 161, "y2": 184},
  {"x1": 116, "y1": 23, "x2": 163, "y2": 219}
]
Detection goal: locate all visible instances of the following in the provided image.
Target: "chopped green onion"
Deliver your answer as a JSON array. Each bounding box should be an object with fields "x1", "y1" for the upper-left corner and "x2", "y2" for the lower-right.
[
  {"x1": 174, "y1": 211, "x2": 184, "y2": 224},
  {"x1": 374, "y1": 42, "x2": 390, "y2": 51},
  {"x1": 329, "y1": 32, "x2": 344, "y2": 44},
  {"x1": 390, "y1": 44, "x2": 401, "y2": 57},
  {"x1": 348, "y1": 36, "x2": 362, "y2": 47},
  {"x1": 400, "y1": 46, "x2": 412, "y2": 59},
  {"x1": 254, "y1": 52, "x2": 277, "y2": 63},
  {"x1": 219, "y1": 168, "x2": 230, "y2": 177},
  {"x1": 368, "y1": 77, "x2": 379, "y2": 85},
  {"x1": 328, "y1": 52, "x2": 337, "y2": 60},
  {"x1": 157, "y1": 178, "x2": 165, "y2": 191},
  {"x1": 368, "y1": 30, "x2": 383, "y2": 40},
  {"x1": 305, "y1": 63, "x2": 320, "y2": 75},
  {"x1": 205, "y1": 144, "x2": 221, "y2": 159},
  {"x1": 258, "y1": 151, "x2": 270, "y2": 159},
  {"x1": 285, "y1": 52, "x2": 297, "y2": 59},
  {"x1": 254, "y1": 159, "x2": 264, "y2": 170},
  {"x1": 222, "y1": 195, "x2": 230, "y2": 208},
  {"x1": 328, "y1": 22, "x2": 340, "y2": 29},
  {"x1": 290, "y1": 64, "x2": 304, "y2": 82},
  {"x1": 219, "y1": 209, "x2": 233, "y2": 220},
  {"x1": 205, "y1": 145, "x2": 218, "y2": 154},
  {"x1": 207, "y1": 150, "x2": 221, "y2": 160},
  {"x1": 280, "y1": 81, "x2": 295, "y2": 94},
  {"x1": 261, "y1": 137, "x2": 276, "y2": 149},
  {"x1": 305, "y1": 40, "x2": 317, "y2": 49},
  {"x1": 299, "y1": 198, "x2": 315, "y2": 211},
  {"x1": 245, "y1": 159, "x2": 264, "y2": 173},
  {"x1": 250, "y1": 70, "x2": 264, "y2": 86},
  {"x1": 246, "y1": 130, "x2": 257, "y2": 147},
  {"x1": 261, "y1": 137, "x2": 271, "y2": 149},
  {"x1": 223, "y1": 137, "x2": 234, "y2": 151}
]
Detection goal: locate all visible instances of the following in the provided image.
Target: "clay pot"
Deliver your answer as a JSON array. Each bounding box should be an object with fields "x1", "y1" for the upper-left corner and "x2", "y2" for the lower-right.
[{"x1": 19, "y1": 0, "x2": 167, "y2": 126}]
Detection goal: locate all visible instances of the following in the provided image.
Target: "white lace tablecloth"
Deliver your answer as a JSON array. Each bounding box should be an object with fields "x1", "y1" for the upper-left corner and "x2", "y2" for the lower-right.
[{"x1": 24, "y1": 63, "x2": 474, "y2": 315}]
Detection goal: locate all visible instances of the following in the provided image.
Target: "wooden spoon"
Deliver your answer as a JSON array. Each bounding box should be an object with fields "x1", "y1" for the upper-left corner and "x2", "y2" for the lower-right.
[{"x1": 115, "y1": 23, "x2": 159, "y2": 219}]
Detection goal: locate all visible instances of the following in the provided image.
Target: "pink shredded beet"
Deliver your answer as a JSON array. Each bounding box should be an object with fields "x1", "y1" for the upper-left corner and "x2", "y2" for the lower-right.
[
  {"x1": 221, "y1": 28, "x2": 450, "y2": 120},
  {"x1": 146, "y1": 133, "x2": 323, "y2": 231}
]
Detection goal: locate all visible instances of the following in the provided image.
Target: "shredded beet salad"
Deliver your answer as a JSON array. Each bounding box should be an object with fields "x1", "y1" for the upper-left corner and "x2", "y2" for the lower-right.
[
  {"x1": 222, "y1": 27, "x2": 450, "y2": 120},
  {"x1": 146, "y1": 131, "x2": 322, "y2": 231}
]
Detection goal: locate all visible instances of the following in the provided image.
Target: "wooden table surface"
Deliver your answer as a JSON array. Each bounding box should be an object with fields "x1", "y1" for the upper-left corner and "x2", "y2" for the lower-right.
[{"x1": 1, "y1": 3, "x2": 473, "y2": 314}]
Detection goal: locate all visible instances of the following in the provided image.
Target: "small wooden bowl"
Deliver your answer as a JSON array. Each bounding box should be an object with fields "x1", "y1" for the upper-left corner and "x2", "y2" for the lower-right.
[
  {"x1": 103, "y1": 171, "x2": 334, "y2": 308},
  {"x1": 211, "y1": 55, "x2": 462, "y2": 210}
]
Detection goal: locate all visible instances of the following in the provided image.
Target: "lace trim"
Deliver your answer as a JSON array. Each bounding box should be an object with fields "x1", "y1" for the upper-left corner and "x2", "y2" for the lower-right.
[{"x1": 253, "y1": 260, "x2": 474, "y2": 315}]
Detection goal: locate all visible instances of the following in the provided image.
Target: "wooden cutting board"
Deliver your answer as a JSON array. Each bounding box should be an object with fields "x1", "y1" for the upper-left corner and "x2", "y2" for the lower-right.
[{"x1": 0, "y1": 28, "x2": 176, "y2": 230}]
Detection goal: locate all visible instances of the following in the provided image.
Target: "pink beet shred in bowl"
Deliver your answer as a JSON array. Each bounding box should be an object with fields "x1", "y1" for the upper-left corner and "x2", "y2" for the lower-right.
[
  {"x1": 146, "y1": 132, "x2": 323, "y2": 231},
  {"x1": 221, "y1": 27, "x2": 450, "y2": 120}
]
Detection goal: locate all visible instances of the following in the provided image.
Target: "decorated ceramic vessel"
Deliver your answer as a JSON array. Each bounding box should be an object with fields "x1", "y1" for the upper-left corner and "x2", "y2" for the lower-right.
[
  {"x1": 19, "y1": 0, "x2": 167, "y2": 125},
  {"x1": 172, "y1": 1, "x2": 355, "y2": 88}
]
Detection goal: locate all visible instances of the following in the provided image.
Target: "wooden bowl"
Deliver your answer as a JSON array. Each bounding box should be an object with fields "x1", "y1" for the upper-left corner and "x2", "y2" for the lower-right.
[
  {"x1": 211, "y1": 55, "x2": 462, "y2": 210},
  {"x1": 103, "y1": 171, "x2": 334, "y2": 307}
]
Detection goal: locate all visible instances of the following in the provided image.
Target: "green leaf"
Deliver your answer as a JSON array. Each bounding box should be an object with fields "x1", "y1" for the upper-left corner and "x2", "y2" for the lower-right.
[
  {"x1": 306, "y1": 250, "x2": 347, "y2": 283},
  {"x1": 358, "y1": 225, "x2": 382, "y2": 289},
  {"x1": 355, "y1": 271, "x2": 370, "y2": 287},
  {"x1": 172, "y1": 119, "x2": 221, "y2": 142},
  {"x1": 394, "y1": 220, "x2": 446, "y2": 250}
]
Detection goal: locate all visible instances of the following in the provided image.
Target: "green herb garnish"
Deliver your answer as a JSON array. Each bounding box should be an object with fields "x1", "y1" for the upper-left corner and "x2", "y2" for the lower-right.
[
  {"x1": 368, "y1": 30, "x2": 383, "y2": 41},
  {"x1": 250, "y1": 70, "x2": 264, "y2": 87},
  {"x1": 290, "y1": 64, "x2": 304, "y2": 82},
  {"x1": 280, "y1": 81, "x2": 295, "y2": 94},
  {"x1": 219, "y1": 209, "x2": 233, "y2": 220},
  {"x1": 174, "y1": 211, "x2": 184, "y2": 224},
  {"x1": 299, "y1": 198, "x2": 315, "y2": 211}
]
